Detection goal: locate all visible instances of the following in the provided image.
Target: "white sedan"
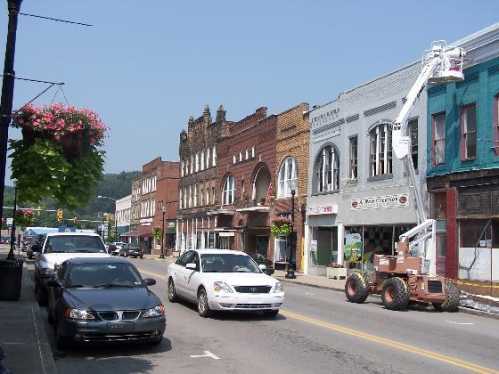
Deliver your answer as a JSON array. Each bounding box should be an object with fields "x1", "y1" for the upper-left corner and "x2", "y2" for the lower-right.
[{"x1": 167, "y1": 249, "x2": 284, "y2": 317}]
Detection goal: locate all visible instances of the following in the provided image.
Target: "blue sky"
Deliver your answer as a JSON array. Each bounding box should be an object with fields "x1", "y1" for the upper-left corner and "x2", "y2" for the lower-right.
[{"x1": 1, "y1": 0, "x2": 498, "y2": 176}]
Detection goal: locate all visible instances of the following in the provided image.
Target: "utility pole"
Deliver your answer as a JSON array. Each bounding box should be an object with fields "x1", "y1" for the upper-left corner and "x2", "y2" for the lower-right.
[{"x1": 0, "y1": 0, "x2": 23, "y2": 226}]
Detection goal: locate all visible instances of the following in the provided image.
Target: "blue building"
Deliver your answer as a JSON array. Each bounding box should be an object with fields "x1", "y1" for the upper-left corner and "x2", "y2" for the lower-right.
[{"x1": 426, "y1": 24, "x2": 499, "y2": 294}]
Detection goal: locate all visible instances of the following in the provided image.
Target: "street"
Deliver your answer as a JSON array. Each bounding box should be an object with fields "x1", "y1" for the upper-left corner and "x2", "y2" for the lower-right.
[{"x1": 37, "y1": 257, "x2": 499, "y2": 374}]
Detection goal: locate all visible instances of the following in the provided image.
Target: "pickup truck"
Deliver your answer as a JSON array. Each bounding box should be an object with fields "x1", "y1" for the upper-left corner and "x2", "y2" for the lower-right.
[{"x1": 33, "y1": 232, "x2": 109, "y2": 305}]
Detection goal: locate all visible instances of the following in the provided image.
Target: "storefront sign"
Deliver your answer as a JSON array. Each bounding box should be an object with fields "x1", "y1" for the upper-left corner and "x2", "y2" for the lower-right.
[
  {"x1": 350, "y1": 193, "x2": 409, "y2": 210},
  {"x1": 218, "y1": 232, "x2": 235, "y2": 237},
  {"x1": 139, "y1": 218, "x2": 153, "y2": 225},
  {"x1": 307, "y1": 205, "x2": 338, "y2": 216}
]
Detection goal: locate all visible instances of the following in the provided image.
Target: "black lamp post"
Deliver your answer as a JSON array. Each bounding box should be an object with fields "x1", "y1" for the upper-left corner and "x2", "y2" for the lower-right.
[
  {"x1": 285, "y1": 189, "x2": 296, "y2": 279},
  {"x1": 160, "y1": 202, "x2": 165, "y2": 259},
  {"x1": 0, "y1": 0, "x2": 23, "y2": 227},
  {"x1": 7, "y1": 181, "x2": 17, "y2": 259}
]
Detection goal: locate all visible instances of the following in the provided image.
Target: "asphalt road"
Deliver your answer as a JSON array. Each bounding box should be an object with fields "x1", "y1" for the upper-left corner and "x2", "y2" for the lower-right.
[{"x1": 40, "y1": 257, "x2": 499, "y2": 374}]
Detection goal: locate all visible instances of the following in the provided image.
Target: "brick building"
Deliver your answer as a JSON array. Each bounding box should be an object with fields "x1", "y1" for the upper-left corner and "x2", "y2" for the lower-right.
[
  {"x1": 177, "y1": 105, "x2": 225, "y2": 251},
  {"x1": 273, "y1": 103, "x2": 310, "y2": 271},
  {"x1": 130, "y1": 157, "x2": 179, "y2": 254}
]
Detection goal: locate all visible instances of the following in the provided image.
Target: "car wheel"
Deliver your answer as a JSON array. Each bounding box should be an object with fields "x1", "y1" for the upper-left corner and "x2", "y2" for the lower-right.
[
  {"x1": 149, "y1": 336, "x2": 163, "y2": 346},
  {"x1": 263, "y1": 309, "x2": 279, "y2": 318},
  {"x1": 197, "y1": 287, "x2": 211, "y2": 318},
  {"x1": 168, "y1": 279, "x2": 177, "y2": 303}
]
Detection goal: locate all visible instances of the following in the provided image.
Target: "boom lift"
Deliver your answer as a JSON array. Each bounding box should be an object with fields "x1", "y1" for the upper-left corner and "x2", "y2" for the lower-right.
[{"x1": 345, "y1": 41, "x2": 465, "y2": 311}]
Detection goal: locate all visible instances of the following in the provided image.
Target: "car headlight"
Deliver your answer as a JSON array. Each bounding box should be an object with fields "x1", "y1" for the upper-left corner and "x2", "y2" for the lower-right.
[
  {"x1": 143, "y1": 304, "x2": 165, "y2": 318},
  {"x1": 64, "y1": 308, "x2": 95, "y2": 320},
  {"x1": 213, "y1": 281, "x2": 233, "y2": 293},
  {"x1": 272, "y1": 282, "x2": 284, "y2": 293}
]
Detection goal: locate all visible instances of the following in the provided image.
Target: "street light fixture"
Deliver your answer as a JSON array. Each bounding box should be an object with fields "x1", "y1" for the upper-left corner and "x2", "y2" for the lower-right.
[
  {"x1": 97, "y1": 195, "x2": 118, "y2": 242},
  {"x1": 0, "y1": 0, "x2": 23, "y2": 226}
]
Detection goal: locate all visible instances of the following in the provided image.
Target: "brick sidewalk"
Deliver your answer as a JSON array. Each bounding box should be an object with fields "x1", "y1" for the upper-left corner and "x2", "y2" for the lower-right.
[{"x1": 0, "y1": 253, "x2": 58, "y2": 374}]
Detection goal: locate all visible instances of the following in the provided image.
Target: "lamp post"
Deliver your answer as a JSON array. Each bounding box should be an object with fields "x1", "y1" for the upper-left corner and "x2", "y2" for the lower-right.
[
  {"x1": 97, "y1": 195, "x2": 117, "y2": 242},
  {"x1": 285, "y1": 188, "x2": 296, "y2": 279},
  {"x1": 160, "y1": 201, "x2": 165, "y2": 259},
  {"x1": 7, "y1": 181, "x2": 17, "y2": 260},
  {"x1": 0, "y1": 0, "x2": 23, "y2": 226}
]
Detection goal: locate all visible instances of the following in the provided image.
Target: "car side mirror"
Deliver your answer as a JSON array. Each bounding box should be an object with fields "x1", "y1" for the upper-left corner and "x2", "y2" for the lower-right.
[
  {"x1": 47, "y1": 279, "x2": 59, "y2": 288},
  {"x1": 185, "y1": 263, "x2": 197, "y2": 271},
  {"x1": 143, "y1": 278, "x2": 156, "y2": 286},
  {"x1": 258, "y1": 264, "x2": 267, "y2": 272}
]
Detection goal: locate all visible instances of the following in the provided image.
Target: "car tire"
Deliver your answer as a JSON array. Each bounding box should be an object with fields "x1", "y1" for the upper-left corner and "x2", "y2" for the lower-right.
[
  {"x1": 381, "y1": 277, "x2": 410, "y2": 311},
  {"x1": 149, "y1": 336, "x2": 163, "y2": 346},
  {"x1": 35, "y1": 282, "x2": 48, "y2": 306},
  {"x1": 264, "y1": 310, "x2": 279, "y2": 318},
  {"x1": 345, "y1": 272, "x2": 369, "y2": 304},
  {"x1": 441, "y1": 282, "x2": 460, "y2": 312},
  {"x1": 168, "y1": 279, "x2": 177, "y2": 303},
  {"x1": 197, "y1": 287, "x2": 211, "y2": 318}
]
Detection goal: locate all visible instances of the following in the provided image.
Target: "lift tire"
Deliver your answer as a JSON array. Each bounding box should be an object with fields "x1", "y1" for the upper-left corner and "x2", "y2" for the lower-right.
[
  {"x1": 345, "y1": 272, "x2": 369, "y2": 303},
  {"x1": 441, "y1": 282, "x2": 460, "y2": 312},
  {"x1": 382, "y1": 277, "x2": 410, "y2": 311}
]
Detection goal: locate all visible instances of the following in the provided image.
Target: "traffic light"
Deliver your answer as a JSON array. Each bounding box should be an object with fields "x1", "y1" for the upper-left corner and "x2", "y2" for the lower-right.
[{"x1": 56, "y1": 209, "x2": 64, "y2": 222}]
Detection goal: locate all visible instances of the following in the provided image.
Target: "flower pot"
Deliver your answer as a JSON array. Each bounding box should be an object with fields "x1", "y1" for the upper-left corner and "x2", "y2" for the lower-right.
[{"x1": 0, "y1": 258, "x2": 23, "y2": 301}]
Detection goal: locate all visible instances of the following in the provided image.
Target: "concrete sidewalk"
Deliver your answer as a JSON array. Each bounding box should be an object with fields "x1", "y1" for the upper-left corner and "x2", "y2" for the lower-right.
[
  {"x1": 0, "y1": 253, "x2": 58, "y2": 374},
  {"x1": 273, "y1": 270, "x2": 346, "y2": 291}
]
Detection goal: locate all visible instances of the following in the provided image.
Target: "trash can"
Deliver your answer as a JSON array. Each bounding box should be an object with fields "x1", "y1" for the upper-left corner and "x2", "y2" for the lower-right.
[{"x1": 0, "y1": 258, "x2": 23, "y2": 301}]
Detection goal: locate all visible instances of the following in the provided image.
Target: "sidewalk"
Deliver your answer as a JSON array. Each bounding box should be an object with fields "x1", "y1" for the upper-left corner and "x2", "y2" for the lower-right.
[
  {"x1": 0, "y1": 252, "x2": 58, "y2": 374},
  {"x1": 273, "y1": 270, "x2": 346, "y2": 291}
]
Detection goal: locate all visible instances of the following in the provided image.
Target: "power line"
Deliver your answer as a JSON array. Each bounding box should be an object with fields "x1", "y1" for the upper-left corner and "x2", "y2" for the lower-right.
[{"x1": 19, "y1": 12, "x2": 93, "y2": 27}]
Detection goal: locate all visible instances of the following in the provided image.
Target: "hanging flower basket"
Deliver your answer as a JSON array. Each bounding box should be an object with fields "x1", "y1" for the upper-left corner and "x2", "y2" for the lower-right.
[
  {"x1": 14, "y1": 208, "x2": 33, "y2": 227},
  {"x1": 13, "y1": 103, "x2": 105, "y2": 160},
  {"x1": 270, "y1": 220, "x2": 292, "y2": 237},
  {"x1": 9, "y1": 103, "x2": 107, "y2": 210}
]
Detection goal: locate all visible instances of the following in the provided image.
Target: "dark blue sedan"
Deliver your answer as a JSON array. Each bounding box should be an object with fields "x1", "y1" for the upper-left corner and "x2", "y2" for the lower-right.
[{"x1": 47, "y1": 257, "x2": 165, "y2": 349}]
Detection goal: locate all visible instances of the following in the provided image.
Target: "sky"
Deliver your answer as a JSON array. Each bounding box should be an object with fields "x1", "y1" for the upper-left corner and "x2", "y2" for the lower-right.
[{"x1": 1, "y1": 0, "x2": 498, "y2": 177}]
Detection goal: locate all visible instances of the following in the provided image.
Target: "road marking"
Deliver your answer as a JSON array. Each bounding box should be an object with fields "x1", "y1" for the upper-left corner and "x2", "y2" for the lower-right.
[
  {"x1": 190, "y1": 351, "x2": 221, "y2": 360},
  {"x1": 445, "y1": 320, "x2": 475, "y2": 326},
  {"x1": 281, "y1": 309, "x2": 498, "y2": 374}
]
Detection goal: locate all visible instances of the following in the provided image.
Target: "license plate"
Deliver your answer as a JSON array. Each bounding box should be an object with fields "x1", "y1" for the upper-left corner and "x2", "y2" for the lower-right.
[{"x1": 107, "y1": 322, "x2": 134, "y2": 331}]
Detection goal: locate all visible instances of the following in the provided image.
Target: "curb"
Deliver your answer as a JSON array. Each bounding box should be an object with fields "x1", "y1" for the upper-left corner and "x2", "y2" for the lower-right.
[
  {"x1": 277, "y1": 277, "x2": 499, "y2": 320},
  {"x1": 32, "y1": 302, "x2": 59, "y2": 374}
]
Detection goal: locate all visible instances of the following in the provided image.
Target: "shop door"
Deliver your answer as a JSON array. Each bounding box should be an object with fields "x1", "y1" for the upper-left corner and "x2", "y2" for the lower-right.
[{"x1": 256, "y1": 236, "x2": 269, "y2": 257}]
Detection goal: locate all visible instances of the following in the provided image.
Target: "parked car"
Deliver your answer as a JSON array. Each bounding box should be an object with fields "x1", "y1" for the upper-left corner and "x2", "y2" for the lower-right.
[
  {"x1": 34, "y1": 232, "x2": 109, "y2": 306},
  {"x1": 47, "y1": 257, "x2": 165, "y2": 349},
  {"x1": 167, "y1": 249, "x2": 284, "y2": 318},
  {"x1": 120, "y1": 244, "x2": 143, "y2": 259},
  {"x1": 110, "y1": 242, "x2": 126, "y2": 256},
  {"x1": 249, "y1": 252, "x2": 275, "y2": 275},
  {"x1": 27, "y1": 234, "x2": 46, "y2": 259}
]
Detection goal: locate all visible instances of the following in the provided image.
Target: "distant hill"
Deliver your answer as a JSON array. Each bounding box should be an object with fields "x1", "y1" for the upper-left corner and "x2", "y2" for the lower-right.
[{"x1": 2, "y1": 171, "x2": 139, "y2": 228}]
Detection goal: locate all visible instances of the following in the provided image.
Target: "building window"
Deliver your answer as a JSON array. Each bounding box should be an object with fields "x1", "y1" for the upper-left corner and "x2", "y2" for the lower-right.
[
  {"x1": 185, "y1": 159, "x2": 189, "y2": 175},
  {"x1": 200, "y1": 151, "x2": 205, "y2": 171},
  {"x1": 314, "y1": 145, "x2": 339, "y2": 193},
  {"x1": 408, "y1": 119, "x2": 418, "y2": 171},
  {"x1": 432, "y1": 112, "x2": 446, "y2": 165},
  {"x1": 369, "y1": 123, "x2": 392, "y2": 177},
  {"x1": 494, "y1": 94, "x2": 499, "y2": 155},
  {"x1": 180, "y1": 161, "x2": 184, "y2": 177},
  {"x1": 193, "y1": 184, "x2": 198, "y2": 207},
  {"x1": 205, "y1": 186, "x2": 210, "y2": 206},
  {"x1": 206, "y1": 148, "x2": 210, "y2": 168},
  {"x1": 190, "y1": 155, "x2": 194, "y2": 174},
  {"x1": 188, "y1": 185, "x2": 192, "y2": 208},
  {"x1": 245, "y1": 149, "x2": 249, "y2": 160},
  {"x1": 461, "y1": 103, "x2": 478, "y2": 161},
  {"x1": 211, "y1": 186, "x2": 216, "y2": 205},
  {"x1": 212, "y1": 146, "x2": 217, "y2": 166},
  {"x1": 251, "y1": 146, "x2": 255, "y2": 158},
  {"x1": 233, "y1": 155, "x2": 237, "y2": 164},
  {"x1": 179, "y1": 189, "x2": 183, "y2": 209},
  {"x1": 222, "y1": 175, "x2": 235, "y2": 205},
  {"x1": 239, "y1": 152, "x2": 243, "y2": 162},
  {"x1": 349, "y1": 136, "x2": 358, "y2": 180},
  {"x1": 277, "y1": 157, "x2": 297, "y2": 198},
  {"x1": 195, "y1": 153, "x2": 199, "y2": 172}
]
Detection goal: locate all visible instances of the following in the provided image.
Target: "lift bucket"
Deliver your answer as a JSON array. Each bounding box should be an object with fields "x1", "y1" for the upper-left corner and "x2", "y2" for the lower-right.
[{"x1": 428, "y1": 46, "x2": 466, "y2": 84}]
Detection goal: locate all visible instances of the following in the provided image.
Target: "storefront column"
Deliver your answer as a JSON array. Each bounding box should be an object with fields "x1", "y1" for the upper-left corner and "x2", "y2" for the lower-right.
[
  {"x1": 446, "y1": 188, "x2": 458, "y2": 279},
  {"x1": 337, "y1": 223, "x2": 345, "y2": 266},
  {"x1": 303, "y1": 222, "x2": 310, "y2": 275}
]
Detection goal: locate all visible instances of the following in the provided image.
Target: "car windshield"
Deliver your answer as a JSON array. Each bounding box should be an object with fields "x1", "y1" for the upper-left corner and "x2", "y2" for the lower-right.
[
  {"x1": 200, "y1": 254, "x2": 261, "y2": 273},
  {"x1": 45, "y1": 235, "x2": 106, "y2": 254},
  {"x1": 66, "y1": 262, "x2": 144, "y2": 288}
]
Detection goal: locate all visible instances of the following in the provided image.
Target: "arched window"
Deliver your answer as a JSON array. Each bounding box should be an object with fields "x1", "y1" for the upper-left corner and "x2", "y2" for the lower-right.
[
  {"x1": 369, "y1": 123, "x2": 392, "y2": 177},
  {"x1": 314, "y1": 145, "x2": 339, "y2": 193},
  {"x1": 277, "y1": 157, "x2": 297, "y2": 198},
  {"x1": 222, "y1": 175, "x2": 235, "y2": 205}
]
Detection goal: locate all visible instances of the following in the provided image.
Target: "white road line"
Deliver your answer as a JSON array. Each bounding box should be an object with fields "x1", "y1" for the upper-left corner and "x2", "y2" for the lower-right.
[
  {"x1": 445, "y1": 320, "x2": 474, "y2": 325},
  {"x1": 190, "y1": 350, "x2": 221, "y2": 360}
]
